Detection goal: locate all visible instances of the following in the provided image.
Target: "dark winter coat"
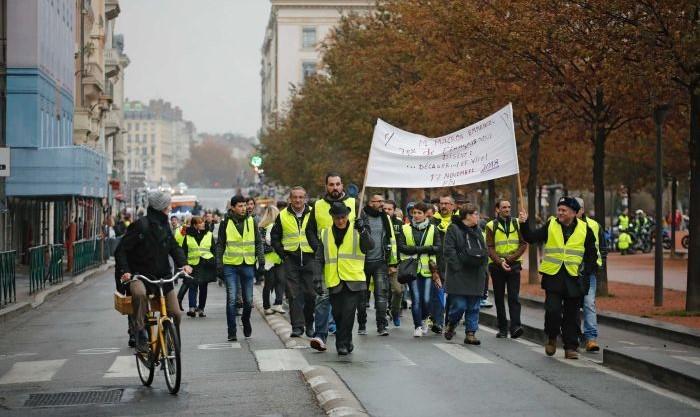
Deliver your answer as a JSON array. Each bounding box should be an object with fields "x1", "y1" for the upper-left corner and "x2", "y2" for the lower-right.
[
  {"x1": 443, "y1": 220, "x2": 488, "y2": 296},
  {"x1": 115, "y1": 207, "x2": 187, "y2": 294}
]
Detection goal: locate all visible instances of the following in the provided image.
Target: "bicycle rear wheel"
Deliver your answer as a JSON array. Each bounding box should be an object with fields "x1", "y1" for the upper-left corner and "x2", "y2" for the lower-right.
[{"x1": 162, "y1": 320, "x2": 181, "y2": 394}]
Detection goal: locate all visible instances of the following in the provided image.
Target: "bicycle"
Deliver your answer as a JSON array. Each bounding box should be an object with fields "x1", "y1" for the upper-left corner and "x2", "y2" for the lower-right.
[{"x1": 126, "y1": 270, "x2": 192, "y2": 394}]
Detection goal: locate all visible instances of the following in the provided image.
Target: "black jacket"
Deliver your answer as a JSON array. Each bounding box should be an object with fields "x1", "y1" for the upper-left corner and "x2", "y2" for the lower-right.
[
  {"x1": 270, "y1": 204, "x2": 319, "y2": 265},
  {"x1": 359, "y1": 206, "x2": 395, "y2": 265},
  {"x1": 115, "y1": 208, "x2": 186, "y2": 294},
  {"x1": 215, "y1": 212, "x2": 264, "y2": 270},
  {"x1": 520, "y1": 217, "x2": 598, "y2": 297},
  {"x1": 182, "y1": 227, "x2": 216, "y2": 283},
  {"x1": 443, "y1": 220, "x2": 488, "y2": 296}
]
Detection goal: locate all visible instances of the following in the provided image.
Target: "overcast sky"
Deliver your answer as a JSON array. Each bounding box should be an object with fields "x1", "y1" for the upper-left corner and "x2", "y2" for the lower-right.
[{"x1": 116, "y1": 1, "x2": 270, "y2": 138}]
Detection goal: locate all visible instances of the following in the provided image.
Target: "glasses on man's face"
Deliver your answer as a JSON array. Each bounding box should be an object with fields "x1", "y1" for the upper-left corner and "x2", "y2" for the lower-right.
[{"x1": 371, "y1": 200, "x2": 384, "y2": 204}]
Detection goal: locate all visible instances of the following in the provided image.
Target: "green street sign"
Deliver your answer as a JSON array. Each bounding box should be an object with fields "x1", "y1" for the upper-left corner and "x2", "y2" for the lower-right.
[{"x1": 251, "y1": 155, "x2": 263, "y2": 167}]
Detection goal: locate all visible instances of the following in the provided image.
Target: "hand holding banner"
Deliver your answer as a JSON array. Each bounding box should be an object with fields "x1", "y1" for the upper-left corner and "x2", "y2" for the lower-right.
[{"x1": 365, "y1": 104, "x2": 519, "y2": 188}]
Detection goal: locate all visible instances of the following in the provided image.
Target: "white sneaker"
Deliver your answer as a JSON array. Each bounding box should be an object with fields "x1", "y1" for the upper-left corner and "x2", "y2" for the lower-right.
[
  {"x1": 264, "y1": 308, "x2": 275, "y2": 315},
  {"x1": 272, "y1": 305, "x2": 286, "y2": 314},
  {"x1": 480, "y1": 298, "x2": 493, "y2": 308},
  {"x1": 413, "y1": 327, "x2": 423, "y2": 337},
  {"x1": 421, "y1": 323, "x2": 429, "y2": 335},
  {"x1": 310, "y1": 337, "x2": 327, "y2": 352}
]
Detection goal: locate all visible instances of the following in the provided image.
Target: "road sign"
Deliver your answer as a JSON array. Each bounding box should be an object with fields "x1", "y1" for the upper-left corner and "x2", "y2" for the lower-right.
[
  {"x1": 251, "y1": 155, "x2": 263, "y2": 167},
  {"x1": 0, "y1": 148, "x2": 9, "y2": 177}
]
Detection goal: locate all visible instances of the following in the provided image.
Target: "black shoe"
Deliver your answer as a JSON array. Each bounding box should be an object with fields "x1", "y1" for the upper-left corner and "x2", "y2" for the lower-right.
[
  {"x1": 186, "y1": 309, "x2": 196, "y2": 317},
  {"x1": 305, "y1": 323, "x2": 314, "y2": 338},
  {"x1": 291, "y1": 328, "x2": 304, "y2": 338},
  {"x1": 337, "y1": 346, "x2": 349, "y2": 356},
  {"x1": 431, "y1": 325, "x2": 443, "y2": 335},
  {"x1": 496, "y1": 330, "x2": 508, "y2": 338},
  {"x1": 347, "y1": 343, "x2": 354, "y2": 353},
  {"x1": 228, "y1": 329, "x2": 237, "y2": 342},
  {"x1": 243, "y1": 319, "x2": 252, "y2": 338},
  {"x1": 198, "y1": 310, "x2": 207, "y2": 318},
  {"x1": 128, "y1": 334, "x2": 136, "y2": 348},
  {"x1": 510, "y1": 326, "x2": 524, "y2": 339},
  {"x1": 444, "y1": 323, "x2": 455, "y2": 341},
  {"x1": 378, "y1": 327, "x2": 389, "y2": 336}
]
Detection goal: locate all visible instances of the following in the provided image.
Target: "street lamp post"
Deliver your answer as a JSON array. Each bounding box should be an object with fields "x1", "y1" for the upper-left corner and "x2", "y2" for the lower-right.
[{"x1": 653, "y1": 104, "x2": 670, "y2": 307}]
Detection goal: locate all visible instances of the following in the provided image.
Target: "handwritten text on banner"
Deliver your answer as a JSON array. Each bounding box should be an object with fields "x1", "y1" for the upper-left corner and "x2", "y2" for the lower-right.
[{"x1": 365, "y1": 104, "x2": 519, "y2": 188}]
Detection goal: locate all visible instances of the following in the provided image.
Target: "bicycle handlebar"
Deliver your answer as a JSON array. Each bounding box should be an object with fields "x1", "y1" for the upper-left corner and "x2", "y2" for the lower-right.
[{"x1": 128, "y1": 269, "x2": 192, "y2": 286}]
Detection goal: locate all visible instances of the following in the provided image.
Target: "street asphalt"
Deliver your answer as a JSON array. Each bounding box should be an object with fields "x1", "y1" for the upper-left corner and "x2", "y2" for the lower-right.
[
  {"x1": 0, "y1": 268, "x2": 324, "y2": 417},
  {"x1": 1, "y1": 267, "x2": 699, "y2": 417}
]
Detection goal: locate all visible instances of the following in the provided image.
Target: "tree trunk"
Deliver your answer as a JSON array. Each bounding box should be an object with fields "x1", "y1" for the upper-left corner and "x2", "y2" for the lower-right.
[
  {"x1": 526, "y1": 114, "x2": 541, "y2": 285},
  {"x1": 487, "y1": 180, "x2": 495, "y2": 218},
  {"x1": 686, "y1": 90, "x2": 700, "y2": 311},
  {"x1": 593, "y1": 90, "x2": 609, "y2": 296}
]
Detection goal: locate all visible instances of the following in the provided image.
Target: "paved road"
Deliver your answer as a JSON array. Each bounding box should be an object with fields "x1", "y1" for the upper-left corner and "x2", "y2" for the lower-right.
[
  {"x1": 297, "y1": 308, "x2": 700, "y2": 417},
  {"x1": 0, "y1": 269, "x2": 324, "y2": 417}
]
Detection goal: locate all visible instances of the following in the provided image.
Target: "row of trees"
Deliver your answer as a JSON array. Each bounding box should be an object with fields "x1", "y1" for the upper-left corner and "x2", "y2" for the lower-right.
[{"x1": 260, "y1": 1, "x2": 699, "y2": 309}]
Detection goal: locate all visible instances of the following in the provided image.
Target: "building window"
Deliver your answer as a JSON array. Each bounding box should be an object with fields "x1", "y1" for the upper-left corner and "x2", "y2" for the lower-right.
[
  {"x1": 302, "y1": 61, "x2": 317, "y2": 82},
  {"x1": 135, "y1": 122, "x2": 140, "y2": 131},
  {"x1": 302, "y1": 27, "x2": 317, "y2": 49}
]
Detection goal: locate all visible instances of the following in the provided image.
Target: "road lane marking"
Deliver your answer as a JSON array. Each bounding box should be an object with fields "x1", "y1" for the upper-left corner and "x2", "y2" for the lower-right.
[
  {"x1": 77, "y1": 348, "x2": 120, "y2": 355},
  {"x1": 197, "y1": 342, "x2": 241, "y2": 350},
  {"x1": 383, "y1": 344, "x2": 416, "y2": 366},
  {"x1": 618, "y1": 341, "x2": 637, "y2": 345},
  {"x1": 104, "y1": 355, "x2": 138, "y2": 378},
  {"x1": 672, "y1": 355, "x2": 700, "y2": 366},
  {"x1": 0, "y1": 353, "x2": 38, "y2": 360},
  {"x1": 254, "y1": 349, "x2": 309, "y2": 371},
  {"x1": 0, "y1": 359, "x2": 66, "y2": 384},
  {"x1": 433, "y1": 343, "x2": 493, "y2": 364}
]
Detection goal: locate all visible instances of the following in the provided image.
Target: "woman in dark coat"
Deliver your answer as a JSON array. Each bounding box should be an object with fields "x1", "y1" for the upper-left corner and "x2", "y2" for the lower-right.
[
  {"x1": 178, "y1": 216, "x2": 217, "y2": 317},
  {"x1": 443, "y1": 204, "x2": 489, "y2": 345}
]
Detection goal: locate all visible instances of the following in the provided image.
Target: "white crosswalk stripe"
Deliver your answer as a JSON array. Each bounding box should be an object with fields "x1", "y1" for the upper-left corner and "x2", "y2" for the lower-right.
[
  {"x1": 255, "y1": 349, "x2": 309, "y2": 371},
  {"x1": 0, "y1": 359, "x2": 67, "y2": 384},
  {"x1": 433, "y1": 343, "x2": 493, "y2": 364},
  {"x1": 104, "y1": 355, "x2": 139, "y2": 378}
]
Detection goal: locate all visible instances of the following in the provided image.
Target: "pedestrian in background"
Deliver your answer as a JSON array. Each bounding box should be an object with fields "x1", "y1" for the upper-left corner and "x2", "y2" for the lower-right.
[
  {"x1": 485, "y1": 200, "x2": 526, "y2": 339},
  {"x1": 383, "y1": 200, "x2": 405, "y2": 327},
  {"x1": 443, "y1": 204, "x2": 488, "y2": 345},
  {"x1": 179, "y1": 216, "x2": 216, "y2": 318},
  {"x1": 260, "y1": 205, "x2": 286, "y2": 315}
]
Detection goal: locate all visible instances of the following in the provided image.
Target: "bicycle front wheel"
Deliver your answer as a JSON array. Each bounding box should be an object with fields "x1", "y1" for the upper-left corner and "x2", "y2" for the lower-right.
[
  {"x1": 135, "y1": 351, "x2": 154, "y2": 386},
  {"x1": 161, "y1": 320, "x2": 181, "y2": 394}
]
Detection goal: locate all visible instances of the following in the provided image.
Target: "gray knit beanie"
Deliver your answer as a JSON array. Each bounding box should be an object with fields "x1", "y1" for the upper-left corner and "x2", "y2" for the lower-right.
[{"x1": 148, "y1": 191, "x2": 172, "y2": 211}]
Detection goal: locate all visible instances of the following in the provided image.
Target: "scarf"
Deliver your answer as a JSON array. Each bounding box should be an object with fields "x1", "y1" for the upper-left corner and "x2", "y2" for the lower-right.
[{"x1": 412, "y1": 218, "x2": 430, "y2": 230}]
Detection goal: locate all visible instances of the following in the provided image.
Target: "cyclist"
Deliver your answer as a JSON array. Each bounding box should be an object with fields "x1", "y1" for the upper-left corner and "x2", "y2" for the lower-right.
[{"x1": 115, "y1": 191, "x2": 193, "y2": 352}]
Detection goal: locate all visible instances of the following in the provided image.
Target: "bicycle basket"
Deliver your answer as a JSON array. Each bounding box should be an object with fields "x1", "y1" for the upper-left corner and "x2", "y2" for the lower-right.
[{"x1": 114, "y1": 291, "x2": 133, "y2": 315}]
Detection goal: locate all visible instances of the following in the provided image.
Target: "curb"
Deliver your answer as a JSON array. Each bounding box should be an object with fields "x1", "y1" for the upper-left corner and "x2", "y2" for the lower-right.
[
  {"x1": 0, "y1": 262, "x2": 113, "y2": 323},
  {"x1": 603, "y1": 349, "x2": 700, "y2": 401},
  {"x1": 513, "y1": 292, "x2": 700, "y2": 348},
  {"x1": 252, "y1": 289, "x2": 369, "y2": 417}
]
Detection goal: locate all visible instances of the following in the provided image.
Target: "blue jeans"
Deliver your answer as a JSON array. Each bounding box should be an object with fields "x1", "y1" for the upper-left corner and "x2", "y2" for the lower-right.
[
  {"x1": 409, "y1": 277, "x2": 432, "y2": 328},
  {"x1": 314, "y1": 292, "x2": 331, "y2": 342},
  {"x1": 447, "y1": 295, "x2": 481, "y2": 333},
  {"x1": 224, "y1": 265, "x2": 254, "y2": 334},
  {"x1": 582, "y1": 273, "x2": 598, "y2": 340}
]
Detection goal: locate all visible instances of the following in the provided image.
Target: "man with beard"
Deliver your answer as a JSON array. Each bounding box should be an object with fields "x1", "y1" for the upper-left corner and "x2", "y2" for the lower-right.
[
  {"x1": 307, "y1": 173, "x2": 357, "y2": 346},
  {"x1": 356, "y1": 194, "x2": 398, "y2": 336}
]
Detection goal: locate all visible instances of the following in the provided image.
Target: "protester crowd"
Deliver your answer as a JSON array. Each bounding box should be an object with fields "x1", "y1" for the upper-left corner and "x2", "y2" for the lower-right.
[{"x1": 113, "y1": 172, "x2": 606, "y2": 360}]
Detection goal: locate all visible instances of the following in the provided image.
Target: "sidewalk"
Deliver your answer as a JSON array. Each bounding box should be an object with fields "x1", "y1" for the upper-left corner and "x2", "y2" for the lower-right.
[{"x1": 479, "y1": 301, "x2": 700, "y2": 400}]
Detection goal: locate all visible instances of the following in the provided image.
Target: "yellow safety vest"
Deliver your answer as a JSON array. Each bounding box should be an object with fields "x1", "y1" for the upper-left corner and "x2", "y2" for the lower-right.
[
  {"x1": 222, "y1": 217, "x2": 256, "y2": 265},
  {"x1": 539, "y1": 219, "x2": 587, "y2": 277},
  {"x1": 486, "y1": 218, "x2": 522, "y2": 262},
  {"x1": 314, "y1": 198, "x2": 356, "y2": 236},
  {"x1": 584, "y1": 217, "x2": 603, "y2": 267},
  {"x1": 320, "y1": 226, "x2": 365, "y2": 288},
  {"x1": 175, "y1": 226, "x2": 186, "y2": 245},
  {"x1": 618, "y1": 232, "x2": 632, "y2": 250},
  {"x1": 402, "y1": 224, "x2": 436, "y2": 277},
  {"x1": 183, "y1": 232, "x2": 214, "y2": 266},
  {"x1": 263, "y1": 224, "x2": 282, "y2": 265},
  {"x1": 386, "y1": 215, "x2": 399, "y2": 266},
  {"x1": 618, "y1": 214, "x2": 629, "y2": 231},
  {"x1": 280, "y1": 209, "x2": 313, "y2": 253}
]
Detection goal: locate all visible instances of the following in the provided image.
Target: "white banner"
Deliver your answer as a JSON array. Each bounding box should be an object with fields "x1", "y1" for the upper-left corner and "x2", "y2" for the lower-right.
[{"x1": 365, "y1": 104, "x2": 519, "y2": 188}]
